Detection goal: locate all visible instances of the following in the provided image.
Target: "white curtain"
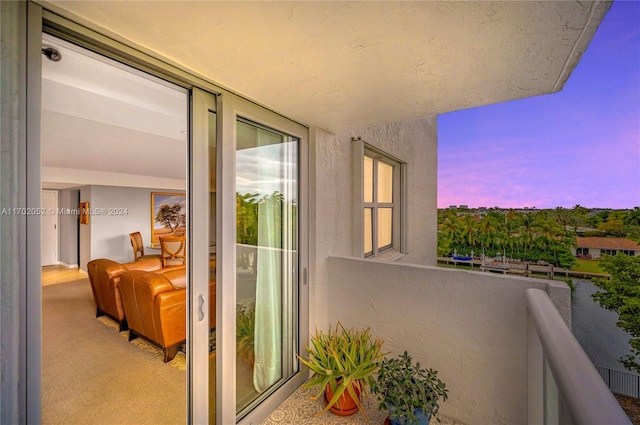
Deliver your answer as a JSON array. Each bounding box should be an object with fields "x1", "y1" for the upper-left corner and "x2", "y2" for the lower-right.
[
  {"x1": 253, "y1": 195, "x2": 282, "y2": 392},
  {"x1": 252, "y1": 126, "x2": 291, "y2": 392}
]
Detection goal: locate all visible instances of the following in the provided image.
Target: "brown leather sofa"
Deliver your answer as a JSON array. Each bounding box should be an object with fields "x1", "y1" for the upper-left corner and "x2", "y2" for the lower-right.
[
  {"x1": 119, "y1": 268, "x2": 216, "y2": 362},
  {"x1": 87, "y1": 257, "x2": 163, "y2": 331}
]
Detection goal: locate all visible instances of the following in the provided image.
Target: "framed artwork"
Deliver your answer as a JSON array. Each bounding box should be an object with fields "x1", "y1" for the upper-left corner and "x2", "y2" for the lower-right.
[
  {"x1": 151, "y1": 192, "x2": 186, "y2": 243},
  {"x1": 79, "y1": 202, "x2": 90, "y2": 225}
]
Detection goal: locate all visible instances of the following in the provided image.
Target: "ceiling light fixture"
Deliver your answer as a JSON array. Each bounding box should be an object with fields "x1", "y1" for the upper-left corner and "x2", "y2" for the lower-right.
[{"x1": 42, "y1": 46, "x2": 61, "y2": 62}]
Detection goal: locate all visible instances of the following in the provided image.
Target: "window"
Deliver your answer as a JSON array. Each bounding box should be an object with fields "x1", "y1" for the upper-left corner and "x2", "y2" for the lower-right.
[
  {"x1": 362, "y1": 149, "x2": 401, "y2": 257},
  {"x1": 576, "y1": 247, "x2": 589, "y2": 256}
]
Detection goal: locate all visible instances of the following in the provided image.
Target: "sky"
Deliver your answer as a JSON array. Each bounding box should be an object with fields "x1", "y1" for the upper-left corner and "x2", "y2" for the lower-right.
[{"x1": 437, "y1": 1, "x2": 640, "y2": 210}]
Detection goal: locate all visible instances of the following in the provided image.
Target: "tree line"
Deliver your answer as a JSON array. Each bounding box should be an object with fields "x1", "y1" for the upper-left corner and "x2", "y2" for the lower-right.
[{"x1": 438, "y1": 205, "x2": 640, "y2": 269}]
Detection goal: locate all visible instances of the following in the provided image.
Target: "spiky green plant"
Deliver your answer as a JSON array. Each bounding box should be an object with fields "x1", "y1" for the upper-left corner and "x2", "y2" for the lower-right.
[{"x1": 298, "y1": 322, "x2": 385, "y2": 421}]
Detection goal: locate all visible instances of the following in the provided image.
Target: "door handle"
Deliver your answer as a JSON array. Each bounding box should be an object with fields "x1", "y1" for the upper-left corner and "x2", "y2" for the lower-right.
[{"x1": 198, "y1": 295, "x2": 205, "y2": 322}]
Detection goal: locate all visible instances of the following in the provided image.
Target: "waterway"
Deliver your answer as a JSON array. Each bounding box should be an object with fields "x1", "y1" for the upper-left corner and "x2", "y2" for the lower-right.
[{"x1": 571, "y1": 279, "x2": 636, "y2": 373}]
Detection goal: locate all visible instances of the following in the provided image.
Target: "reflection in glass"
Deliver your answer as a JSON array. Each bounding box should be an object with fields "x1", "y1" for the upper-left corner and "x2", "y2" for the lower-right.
[
  {"x1": 378, "y1": 208, "x2": 393, "y2": 249},
  {"x1": 208, "y1": 110, "x2": 216, "y2": 422},
  {"x1": 235, "y1": 119, "x2": 298, "y2": 415},
  {"x1": 377, "y1": 161, "x2": 393, "y2": 203},
  {"x1": 364, "y1": 155, "x2": 373, "y2": 203},
  {"x1": 364, "y1": 208, "x2": 373, "y2": 255}
]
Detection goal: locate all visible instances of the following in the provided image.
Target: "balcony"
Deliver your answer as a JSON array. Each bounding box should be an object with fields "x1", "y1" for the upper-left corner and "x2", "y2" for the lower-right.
[{"x1": 278, "y1": 257, "x2": 631, "y2": 425}]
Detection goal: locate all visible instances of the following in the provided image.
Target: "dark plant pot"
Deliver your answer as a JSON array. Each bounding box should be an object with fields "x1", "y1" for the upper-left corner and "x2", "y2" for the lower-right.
[
  {"x1": 323, "y1": 381, "x2": 361, "y2": 416},
  {"x1": 384, "y1": 404, "x2": 431, "y2": 425}
]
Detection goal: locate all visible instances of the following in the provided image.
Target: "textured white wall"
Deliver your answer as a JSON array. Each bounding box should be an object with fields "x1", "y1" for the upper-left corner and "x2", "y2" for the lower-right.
[
  {"x1": 310, "y1": 116, "x2": 438, "y2": 331},
  {"x1": 326, "y1": 257, "x2": 571, "y2": 425}
]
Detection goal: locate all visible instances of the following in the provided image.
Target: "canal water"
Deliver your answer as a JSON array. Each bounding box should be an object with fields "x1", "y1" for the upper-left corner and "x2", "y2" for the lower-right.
[{"x1": 571, "y1": 279, "x2": 635, "y2": 373}]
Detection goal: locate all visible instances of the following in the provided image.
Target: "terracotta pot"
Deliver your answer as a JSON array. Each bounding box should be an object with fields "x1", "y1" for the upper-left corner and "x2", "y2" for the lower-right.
[{"x1": 323, "y1": 380, "x2": 362, "y2": 416}]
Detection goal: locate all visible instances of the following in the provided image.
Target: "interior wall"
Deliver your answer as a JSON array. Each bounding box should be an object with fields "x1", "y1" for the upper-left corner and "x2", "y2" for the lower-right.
[
  {"x1": 79, "y1": 186, "x2": 92, "y2": 270},
  {"x1": 77, "y1": 185, "x2": 185, "y2": 269},
  {"x1": 310, "y1": 116, "x2": 438, "y2": 331}
]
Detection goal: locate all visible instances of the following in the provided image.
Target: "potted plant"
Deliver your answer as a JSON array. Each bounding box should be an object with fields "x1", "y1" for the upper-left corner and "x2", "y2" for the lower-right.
[
  {"x1": 298, "y1": 322, "x2": 385, "y2": 419},
  {"x1": 371, "y1": 351, "x2": 448, "y2": 425},
  {"x1": 236, "y1": 303, "x2": 255, "y2": 366}
]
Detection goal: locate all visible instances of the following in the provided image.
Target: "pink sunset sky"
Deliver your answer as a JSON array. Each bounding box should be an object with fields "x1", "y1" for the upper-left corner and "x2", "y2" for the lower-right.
[{"x1": 438, "y1": 1, "x2": 640, "y2": 210}]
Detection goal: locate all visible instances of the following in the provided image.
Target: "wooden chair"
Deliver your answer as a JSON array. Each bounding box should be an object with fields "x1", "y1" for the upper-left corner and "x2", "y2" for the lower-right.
[
  {"x1": 159, "y1": 235, "x2": 186, "y2": 268},
  {"x1": 129, "y1": 231, "x2": 161, "y2": 262}
]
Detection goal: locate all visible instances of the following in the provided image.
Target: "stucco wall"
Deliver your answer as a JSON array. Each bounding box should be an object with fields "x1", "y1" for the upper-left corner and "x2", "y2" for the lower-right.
[
  {"x1": 326, "y1": 256, "x2": 571, "y2": 425},
  {"x1": 310, "y1": 116, "x2": 438, "y2": 331}
]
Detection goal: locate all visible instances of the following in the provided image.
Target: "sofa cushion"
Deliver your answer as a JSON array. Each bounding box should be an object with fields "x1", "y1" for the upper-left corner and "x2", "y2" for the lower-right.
[{"x1": 157, "y1": 267, "x2": 187, "y2": 289}]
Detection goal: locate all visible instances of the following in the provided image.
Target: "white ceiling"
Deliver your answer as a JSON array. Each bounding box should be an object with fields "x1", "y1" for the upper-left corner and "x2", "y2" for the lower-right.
[
  {"x1": 41, "y1": 34, "x2": 188, "y2": 190},
  {"x1": 40, "y1": 1, "x2": 610, "y2": 189}
]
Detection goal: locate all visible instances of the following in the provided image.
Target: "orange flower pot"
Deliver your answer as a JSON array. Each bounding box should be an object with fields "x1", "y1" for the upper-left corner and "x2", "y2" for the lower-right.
[{"x1": 323, "y1": 380, "x2": 362, "y2": 416}]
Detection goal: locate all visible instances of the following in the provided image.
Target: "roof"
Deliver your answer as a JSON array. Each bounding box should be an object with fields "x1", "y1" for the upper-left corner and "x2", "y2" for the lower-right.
[{"x1": 576, "y1": 237, "x2": 640, "y2": 250}]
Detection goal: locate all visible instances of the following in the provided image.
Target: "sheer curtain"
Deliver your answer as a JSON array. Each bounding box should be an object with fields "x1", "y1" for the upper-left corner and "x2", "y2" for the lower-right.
[
  {"x1": 252, "y1": 128, "x2": 297, "y2": 392},
  {"x1": 253, "y1": 193, "x2": 282, "y2": 392}
]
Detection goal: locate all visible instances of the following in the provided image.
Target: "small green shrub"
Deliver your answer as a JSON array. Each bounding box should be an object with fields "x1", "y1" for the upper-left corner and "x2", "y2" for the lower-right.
[{"x1": 371, "y1": 351, "x2": 448, "y2": 425}]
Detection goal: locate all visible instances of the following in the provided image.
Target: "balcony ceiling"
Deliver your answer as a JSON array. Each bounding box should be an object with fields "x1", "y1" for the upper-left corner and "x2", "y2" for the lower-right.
[
  {"x1": 46, "y1": 0, "x2": 610, "y2": 133},
  {"x1": 40, "y1": 1, "x2": 610, "y2": 190}
]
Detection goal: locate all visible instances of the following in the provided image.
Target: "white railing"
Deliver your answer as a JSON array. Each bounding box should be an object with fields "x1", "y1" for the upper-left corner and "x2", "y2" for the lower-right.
[{"x1": 526, "y1": 288, "x2": 632, "y2": 425}]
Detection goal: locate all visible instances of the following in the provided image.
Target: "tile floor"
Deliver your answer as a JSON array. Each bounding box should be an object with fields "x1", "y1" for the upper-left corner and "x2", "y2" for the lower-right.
[{"x1": 261, "y1": 384, "x2": 464, "y2": 425}]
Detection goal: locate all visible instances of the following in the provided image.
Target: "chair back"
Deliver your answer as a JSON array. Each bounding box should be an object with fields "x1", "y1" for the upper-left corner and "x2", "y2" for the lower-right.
[
  {"x1": 160, "y1": 235, "x2": 186, "y2": 268},
  {"x1": 129, "y1": 232, "x2": 145, "y2": 261}
]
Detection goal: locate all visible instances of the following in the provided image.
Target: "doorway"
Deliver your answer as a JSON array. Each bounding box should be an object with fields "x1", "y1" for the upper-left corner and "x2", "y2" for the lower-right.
[
  {"x1": 33, "y1": 8, "x2": 309, "y2": 423},
  {"x1": 40, "y1": 33, "x2": 190, "y2": 424},
  {"x1": 41, "y1": 189, "x2": 58, "y2": 266}
]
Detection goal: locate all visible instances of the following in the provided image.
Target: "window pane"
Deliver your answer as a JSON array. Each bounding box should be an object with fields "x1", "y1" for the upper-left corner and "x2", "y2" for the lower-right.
[
  {"x1": 377, "y1": 161, "x2": 393, "y2": 203},
  {"x1": 235, "y1": 119, "x2": 298, "y2": 413},
  {"x1": 378, "y1": 208, "x2": 392, "y2": 249},
  {"x1": 364, "y1": 208, "x2": 373, "y2": 255},
  {"x1": 364, "y1": 155, "x2": 373, "y2": 203}
]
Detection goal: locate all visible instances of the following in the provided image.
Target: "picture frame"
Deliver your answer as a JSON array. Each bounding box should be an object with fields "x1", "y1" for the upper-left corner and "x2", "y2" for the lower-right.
[
  {"x1": 79, "y1": 202, "x2": 90, "y2": 225},
  {"x1": 151, "y1": 192, "x2": 186, "y2": 243}
]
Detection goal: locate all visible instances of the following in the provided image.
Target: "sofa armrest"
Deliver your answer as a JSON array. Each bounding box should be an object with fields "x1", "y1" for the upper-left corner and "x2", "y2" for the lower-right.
[{"x1": 154, "y1": 288, "x2": 187, "y2": 347}]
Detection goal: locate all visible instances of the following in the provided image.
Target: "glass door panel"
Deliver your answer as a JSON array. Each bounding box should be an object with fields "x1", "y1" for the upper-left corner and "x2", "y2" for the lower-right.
[
  {"x1": 235, "y1": 118, "x2": 299, "y2": 415},
  {"x1": 207, "y1": 109, "x2": 217, "y2": 421}
]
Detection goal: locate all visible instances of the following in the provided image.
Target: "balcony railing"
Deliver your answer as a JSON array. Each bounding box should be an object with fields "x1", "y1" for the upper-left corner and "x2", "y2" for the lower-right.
[{"x1": 526, "y1": 288, "x2": 631, "y2": 425}]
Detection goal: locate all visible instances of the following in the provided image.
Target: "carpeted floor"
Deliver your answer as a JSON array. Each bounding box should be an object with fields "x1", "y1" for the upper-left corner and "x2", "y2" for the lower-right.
[{"x1": 42, "y1": 278, "x2": 188, "y2": 425}]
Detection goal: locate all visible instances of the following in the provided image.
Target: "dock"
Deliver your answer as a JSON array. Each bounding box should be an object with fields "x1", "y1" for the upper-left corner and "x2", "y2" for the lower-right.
[{"x1": 437, "y1": 257, "x2": 610, "y2": 280}]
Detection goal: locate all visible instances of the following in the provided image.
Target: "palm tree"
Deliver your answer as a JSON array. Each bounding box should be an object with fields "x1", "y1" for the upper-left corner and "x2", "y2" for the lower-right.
[
  {"x1": 462, "y1": 215, "x2": 479, "y2": 252},
  {"x1": 520, "y1": 213, "x2": 537, "y2": 255}
]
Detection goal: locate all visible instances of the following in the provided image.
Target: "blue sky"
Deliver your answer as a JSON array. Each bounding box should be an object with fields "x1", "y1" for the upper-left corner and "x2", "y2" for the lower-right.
[{"x1": 437, "y1": 1, "x2": 640, "y2": 210}]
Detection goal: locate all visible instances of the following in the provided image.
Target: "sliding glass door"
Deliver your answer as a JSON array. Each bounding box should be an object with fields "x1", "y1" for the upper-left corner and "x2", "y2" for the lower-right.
[
  {"x1": 235, "y1": 118, "x2": 299, "y2": 415},
  {"x1": 214, "y1": 93, "x2": 309, "y2": 424},
  {"x1": 31, "y1": 7, "x2": 308, "y2": 423}
]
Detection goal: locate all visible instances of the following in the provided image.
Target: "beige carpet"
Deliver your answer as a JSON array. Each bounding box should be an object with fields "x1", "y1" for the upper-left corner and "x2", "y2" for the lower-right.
[
  {"x1": 42, "y1": 278, "x2": 187, "y2": 425},
  {"x1": 97, "y1": 316, "x2": 189, "y2": 371},
  {"x1": 42, "y1": 277, "x2": 257, "y2": 424}
]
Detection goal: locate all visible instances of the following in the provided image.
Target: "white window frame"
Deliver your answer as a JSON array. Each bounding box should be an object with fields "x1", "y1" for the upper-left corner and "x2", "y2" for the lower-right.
[{"x1": 352, "y1": 139, "x2": 406, "y2": 259}]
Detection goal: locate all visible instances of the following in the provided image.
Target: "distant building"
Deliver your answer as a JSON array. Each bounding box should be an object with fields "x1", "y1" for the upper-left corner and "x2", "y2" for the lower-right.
[{"x1": 573, "y1": 237, "x2": 640, "y2": 259}]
